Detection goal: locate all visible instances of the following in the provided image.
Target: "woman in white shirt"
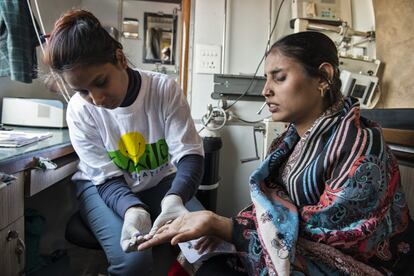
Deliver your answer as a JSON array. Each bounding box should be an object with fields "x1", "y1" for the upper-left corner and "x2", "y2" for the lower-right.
[{"x1": 44, "y1": 9, "x2": 204, "y2": 276}]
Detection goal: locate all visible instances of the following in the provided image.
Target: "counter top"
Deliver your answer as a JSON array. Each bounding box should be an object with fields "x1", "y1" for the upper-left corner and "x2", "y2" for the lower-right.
[
  {"x1": 0, "y1": 126, "x2": 74, "y2": 174},
  {"x1": 382, "y1": 128, "x2": 414, "y2": 167},
  {"x1": 360, "y1": 109, "x2": 414, "y2": 166}
]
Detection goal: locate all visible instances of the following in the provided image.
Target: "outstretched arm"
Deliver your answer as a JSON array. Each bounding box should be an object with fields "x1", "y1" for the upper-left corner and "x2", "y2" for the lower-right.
[
  {"x1": 138, "y1": 210, "x2": 232, "y2": 250},
  {"x1": 148, "y1": 155, "x2": 204, "y2": 235}
]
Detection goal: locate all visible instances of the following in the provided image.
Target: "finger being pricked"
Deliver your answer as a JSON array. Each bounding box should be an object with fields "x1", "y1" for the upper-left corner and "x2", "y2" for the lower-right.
[{"x1": 137, "y1": 231, "x2": 176, "y2": 251}]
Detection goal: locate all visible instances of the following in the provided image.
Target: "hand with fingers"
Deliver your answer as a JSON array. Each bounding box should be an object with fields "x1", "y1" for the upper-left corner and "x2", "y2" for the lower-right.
[
  {"x1": 120, "y1": 206, "x2": 152, "y2": 252},
  {"x1": 138, "y1": 210, "x2": 233, "y2": 251},
  {"x1": 147, "y1": 195, "x2": 188, "y2": 238}
]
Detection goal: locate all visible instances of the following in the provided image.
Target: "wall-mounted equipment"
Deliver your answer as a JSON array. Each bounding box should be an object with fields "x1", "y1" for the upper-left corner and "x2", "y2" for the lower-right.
[
  {"x1": 1, "y1": 98, "x2": 67, "y2": 128},
  {"x1": 291, "y1": 0, "x2": 352, "y2": 23},
  {"x1": 293, "y1": 20, "x2": 376, "y2": 53},
  {"x1": 339, "y1": 55, "x2": 382, "y2": 77},
  {"x1": 122, "y1": 18, "x2": 139, "y2": 39},
  {"x1": 212, "y1": 74, "x2": 266, "y2": 102},
  {"x1": 290, "y1": 0, "x2": 378, "y2": 58},
  {"x1": 340, "y1": 70, "x2": 379, "y2": 109}
]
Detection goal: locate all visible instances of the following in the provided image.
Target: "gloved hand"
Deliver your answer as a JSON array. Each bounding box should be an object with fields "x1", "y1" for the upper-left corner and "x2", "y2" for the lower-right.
[
  {"x1": 148, "y1": 195, "x2": 188, "y2": 237},
  {"x1": 120, "y1": 206, "x2": 152, "y2": 252}
]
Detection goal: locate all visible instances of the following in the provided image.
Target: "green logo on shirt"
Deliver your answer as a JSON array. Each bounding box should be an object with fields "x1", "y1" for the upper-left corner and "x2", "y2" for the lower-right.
[{"x1": 108, "y1": 132, "x2": 169, "y2": 173}]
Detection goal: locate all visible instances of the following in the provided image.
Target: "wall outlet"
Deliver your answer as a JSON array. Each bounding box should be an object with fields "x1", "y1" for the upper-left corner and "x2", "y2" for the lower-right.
[{"x1": 195, "y1": 44, "x2": 222, "y2": 74}]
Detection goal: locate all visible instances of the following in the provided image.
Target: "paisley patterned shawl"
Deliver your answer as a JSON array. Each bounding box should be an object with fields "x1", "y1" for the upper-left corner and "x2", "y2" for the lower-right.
[{"x1": 234, "y1": 97, "x2": 414, "y2": 275}]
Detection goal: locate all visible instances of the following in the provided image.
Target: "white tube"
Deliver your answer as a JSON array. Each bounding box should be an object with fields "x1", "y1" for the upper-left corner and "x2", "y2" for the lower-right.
[
  {"x1": 27, "y1": 0, "x2": 72, "y2": 103},
  {"x1": 257, "y1": 102, "x2": 267, "y2": 115},
  {"x1": 221, "y1": 0, "x2": 228, "y2": 74}
]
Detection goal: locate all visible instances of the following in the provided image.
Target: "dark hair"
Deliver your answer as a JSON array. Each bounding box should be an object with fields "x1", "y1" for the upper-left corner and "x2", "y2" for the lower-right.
[
  {"x1": 268, "y1": 31, "x2": 342, "y2": 108},
  {"x1": 44, "y1": 10, "x2": 123, "y2": 72}
]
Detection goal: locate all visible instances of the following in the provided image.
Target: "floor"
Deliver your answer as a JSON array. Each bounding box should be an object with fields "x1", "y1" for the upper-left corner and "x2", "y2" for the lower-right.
[
  {"x1": 28, "y1": 246, "x2": 107, "y2": 276},
  {"x1": 29, "y1": 255, "x2": 72, "y2": 276},
  {"x1": 27, "y1": 244, "x2": 178, "y2": 276}
]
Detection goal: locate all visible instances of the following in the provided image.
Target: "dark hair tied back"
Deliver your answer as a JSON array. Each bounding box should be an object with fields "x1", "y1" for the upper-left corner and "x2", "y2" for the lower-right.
[{"x1": 44, "y1": 10, "x2": 123, "y2": 72}]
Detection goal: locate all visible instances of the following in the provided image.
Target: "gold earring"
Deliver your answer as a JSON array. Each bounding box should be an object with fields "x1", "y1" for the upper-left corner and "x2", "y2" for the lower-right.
[{"x1": 319, "y1": 87, "x2": 325, "y2": 97}]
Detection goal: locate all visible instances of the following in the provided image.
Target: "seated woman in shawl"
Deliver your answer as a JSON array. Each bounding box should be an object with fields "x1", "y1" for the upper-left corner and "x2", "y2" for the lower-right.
[{"x1": 138, "y1": 32, "x2": 414, "y2": 275}]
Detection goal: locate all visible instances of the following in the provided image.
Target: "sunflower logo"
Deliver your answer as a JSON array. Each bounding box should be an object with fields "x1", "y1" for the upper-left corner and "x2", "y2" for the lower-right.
[{"x1": 118, "y1": 132, "x2": 146, "y2": 165}]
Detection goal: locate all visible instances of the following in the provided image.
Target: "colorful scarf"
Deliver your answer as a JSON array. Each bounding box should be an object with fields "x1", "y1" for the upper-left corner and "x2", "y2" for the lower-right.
[{"x1": 233, "y1": 97, "x2": 414, "y2": 275}]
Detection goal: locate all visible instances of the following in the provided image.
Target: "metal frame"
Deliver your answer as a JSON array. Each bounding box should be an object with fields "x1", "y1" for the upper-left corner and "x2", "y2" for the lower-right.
[{"x1": 212, "y1": 74, "x2": 266, "y2": 101}]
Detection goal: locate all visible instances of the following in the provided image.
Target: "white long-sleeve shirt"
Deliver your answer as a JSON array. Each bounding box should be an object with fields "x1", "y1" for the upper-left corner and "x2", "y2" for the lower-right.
[{"x1": 67, "y1": 70, "x2": 203, "y2": 193}]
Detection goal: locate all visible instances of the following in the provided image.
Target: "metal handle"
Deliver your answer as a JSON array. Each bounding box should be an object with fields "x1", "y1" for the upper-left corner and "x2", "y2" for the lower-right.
[
  {"x1": 6, "y1": 230, "x2": 26, "y2": 251},
  {"x1": 6, "y1": 230, "x2": 26, "y2": 270},
  {"x1": 15, "y1": 238, "x2": 25, "y2": 265},
  {"x1": 6, "y1": 230, "x2": 19, "y2": 241},
  {"x1": 240, "y1": 126, "x2": 265, "y2": 163},
  {"x1": 0, "y1": 173, "x2": 17, "y2": 191}
]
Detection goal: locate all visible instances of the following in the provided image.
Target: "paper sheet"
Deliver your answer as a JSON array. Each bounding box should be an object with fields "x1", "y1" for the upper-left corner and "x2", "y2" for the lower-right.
[
  {"x1": 178, "y1": 237, "x2": 236, "y2": 264},
  {"x1": 0, "y1": 130, "x2": 52, "y2": 147}
]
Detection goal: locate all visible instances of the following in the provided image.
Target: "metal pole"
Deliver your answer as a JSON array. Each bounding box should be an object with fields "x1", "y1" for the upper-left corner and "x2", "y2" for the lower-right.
[{"x1": 221, "y1": 0, "x2": 228, "y2": 74}]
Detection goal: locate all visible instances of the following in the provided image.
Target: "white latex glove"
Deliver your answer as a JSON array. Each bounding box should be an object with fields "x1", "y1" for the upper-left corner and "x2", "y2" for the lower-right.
[
  {"x1": 148, "y1": 195, "x2": 188, "y2": 237},
  {"x1": 120, "y1": 206, "x2": 152, "y2": 252}
]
